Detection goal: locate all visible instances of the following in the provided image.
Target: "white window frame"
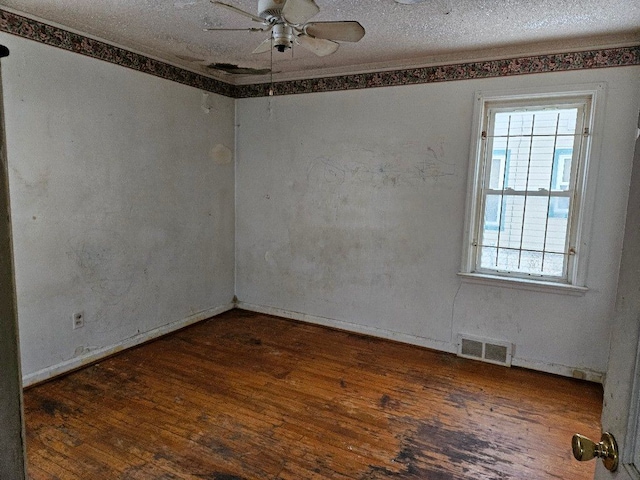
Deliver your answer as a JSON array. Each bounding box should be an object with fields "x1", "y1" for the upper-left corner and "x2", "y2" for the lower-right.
[{"x1": 460, "y1": 84, "x2": 606, "y2": 295}]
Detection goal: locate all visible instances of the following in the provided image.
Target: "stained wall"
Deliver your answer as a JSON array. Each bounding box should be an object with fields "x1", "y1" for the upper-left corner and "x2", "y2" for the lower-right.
[
  {"x1": 3, "y1": 25, "x2": 640, "y2": 384},
  {"x1": 235, "y1": 67, "x2": 640, "y2": 379},
  {"x1": 0, "y1": 33, "x2": 236, "y2": 384}
]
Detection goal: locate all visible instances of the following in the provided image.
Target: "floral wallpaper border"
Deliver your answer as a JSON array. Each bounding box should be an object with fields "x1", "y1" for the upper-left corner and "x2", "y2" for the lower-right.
[
  {"x1": 1, "y1": 9, "x2": 639, "y2": 99},
  {"x1": 241, "y1": 45, "x2": 640, "y2": 98}
]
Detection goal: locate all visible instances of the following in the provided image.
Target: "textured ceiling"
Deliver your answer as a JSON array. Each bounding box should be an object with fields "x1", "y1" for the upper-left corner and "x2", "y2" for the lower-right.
[{"x1": 2, "y1": 0, "x2": 640, "y2": 84}]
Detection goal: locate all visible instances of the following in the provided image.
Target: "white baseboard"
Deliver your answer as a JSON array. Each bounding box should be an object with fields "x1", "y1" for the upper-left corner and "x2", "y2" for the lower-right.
[
  {"x1": 22, "y1": 303, "x2": 235, "y2": 388},
  {"x1": 236, "y1": 301, "x2": 457, "y2": 354},
  {"x1": 24, "y1": 300, "x2": 604, "y2": 386},
  {"x1": 511, "y1": 357, "x2": 604, "y2": 384},
  {"x1": 238, "y1": 301, "x2": 604, "y2": 384}
]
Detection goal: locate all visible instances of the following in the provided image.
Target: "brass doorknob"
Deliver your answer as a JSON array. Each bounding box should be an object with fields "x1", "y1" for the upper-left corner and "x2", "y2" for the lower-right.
[{"x1": 572, "y1": 433, "x2": 619, "y2": 472}]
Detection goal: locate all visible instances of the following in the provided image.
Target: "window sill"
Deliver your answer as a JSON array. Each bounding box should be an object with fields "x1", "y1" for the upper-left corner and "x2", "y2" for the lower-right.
[{"x1": 457, "y1": 272, "x2": 589, "y2": 296}]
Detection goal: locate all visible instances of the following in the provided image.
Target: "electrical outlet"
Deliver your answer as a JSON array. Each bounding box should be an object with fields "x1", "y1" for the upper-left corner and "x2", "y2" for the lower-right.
[{"x1": 72, "y1": 311, "x2": 84, "y2": 330}]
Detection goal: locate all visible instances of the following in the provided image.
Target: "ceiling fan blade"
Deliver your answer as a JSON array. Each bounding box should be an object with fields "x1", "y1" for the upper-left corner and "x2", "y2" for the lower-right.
[
  {"x1": 282, "y1": 0, "x2": 319, "y2": 24},
  {"x1": 211, "y1": 1, "x2": 265, "y2": 23},
  {"x1": 296, "y1": 34, "x2": 339, "y2": 57},
  {"x1": 304, "y1": 21, "x2": 365, "y2": 42},
  {"x1": 252, "y1": 38, "x2": 273, "y2": 54},
  {"x1": 204, "y1": 27, "x2": 266, "y2": 31}
]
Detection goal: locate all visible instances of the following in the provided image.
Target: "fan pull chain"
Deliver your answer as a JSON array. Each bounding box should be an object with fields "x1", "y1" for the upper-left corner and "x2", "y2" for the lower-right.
[{"x1": 269, "y1": 31, "x2": 274, "y2": 96}]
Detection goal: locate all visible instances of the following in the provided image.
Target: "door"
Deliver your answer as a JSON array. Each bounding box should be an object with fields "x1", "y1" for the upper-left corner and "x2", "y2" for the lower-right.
[
  {"x1": 0, "y1": 44, "x2": 27, "y2": 480},
  {"x1": 595, "y1": 115, "x2": 640, "y2": 479}
]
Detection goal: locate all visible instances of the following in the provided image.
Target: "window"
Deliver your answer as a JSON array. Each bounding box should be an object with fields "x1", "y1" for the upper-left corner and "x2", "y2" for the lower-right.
[{"x1": 461, "y1": 89, "x2": 600, "y2": 291}]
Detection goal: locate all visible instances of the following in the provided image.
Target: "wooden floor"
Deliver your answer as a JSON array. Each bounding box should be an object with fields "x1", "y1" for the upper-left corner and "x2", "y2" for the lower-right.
[{"x1": 24, "y1": 309, "x2": 603, "y2": 480}]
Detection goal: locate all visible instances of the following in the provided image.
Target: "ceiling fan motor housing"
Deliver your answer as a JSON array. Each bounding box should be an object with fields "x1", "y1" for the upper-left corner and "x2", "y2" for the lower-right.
[
  {"x1": 258, "y1": 0, "x2": 285, "y2": 19},
  {"x1": 272, "y1": 24, "x2": 293, "y2": 52}
]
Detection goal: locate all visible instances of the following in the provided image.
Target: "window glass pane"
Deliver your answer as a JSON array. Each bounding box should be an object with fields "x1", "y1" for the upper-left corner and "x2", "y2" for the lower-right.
[
  {"x1": 492, "y1": 109, "x2": 579, "y2": 192},
  {"x1": 549, "y1": 196, "x2": 569, "y2": 219},
  {"x1": 551, "y1": 152, "x2": 573, "y2": 192},
  {"x1": 483, "y1": 249, "x2": 563, "y2": 276},
  {"x1": 513, "y1": 250, "x2": 543, "y2": 274},
  {"x1": 506, "y1": 144, "x2": 532, "y2": 189},
  {"x1": 506, "y1": 112, "x2": 533, "y2": 137},
  {"x1": 491, "y1": 136, "x2": 509, "y2": 153},
  {"x1": 491, "y1": 247, "x2": 523, "y2": 272},
  {"x1": 531, "y1": 109, "x2": 578, "y2": 136},
  {"x1": 488, "y1": 249, "x2": 564, "y2": 277},
  {"x1": 521, "y1": 196, "x2": 551, "y2": 251},
  {"x1": 541, "y1": 253, "x2": 565, "y2": 277},
  {"x1": 489, "y1": 159, "x2": 502, "y2": 189},
  {"x1": 531, "y1": 111, "x2": 560, "y2": 136},
  {"x1": 527, "y1": 136, "x2": 556, "y2": 190},
  {"x1": 480, "y1": 246, "x2": 498, "y2": 268},
  {"x1": 494, "y1": 109, "x2": 578, "y2": 137},
  {"x1": 493, "y1": 113, "x2": 512, "y2": 137},
  {"x1": 483, "y1": 194, "x2": 504, "y2": 243},
  {"x1": 555, "y1": 109, "x2": 578, "y2": 136},
  {"x1": 544, "y1": 217, "x2": 569, "y2": 253},
  {"x1": 487, "y1": 149, "x2": 508, "y2": 189},
  {"x1": 499, "y1": 195, "x2": 524, "y2": 247},
  {"x1": 479, "y1": 193, "x2": 569, "y2": 276},
  {"x1": 555, "y1": 133, "x2": 576, "y2": 150}
]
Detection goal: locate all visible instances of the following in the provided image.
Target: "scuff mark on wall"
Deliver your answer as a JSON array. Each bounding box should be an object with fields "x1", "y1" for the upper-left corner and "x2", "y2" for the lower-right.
[
  {"x1": 201, "y1": 92, "x2": 212, "y2": 113},
  {"x1": 210, "y1": 143, "x2": 233, "y2": 165},
  {"x1": 10, "y1": 165, "x2": 50, "y2": 193},
  {"x1": 73, "y1": 345, "x2": 99, "y2": 357},
  {"x1": 66, "y1": 229, "x2": 136, "y2": 303},
  {"x1": 307, "y1": 140, "x2": 455, "y2": 189}
]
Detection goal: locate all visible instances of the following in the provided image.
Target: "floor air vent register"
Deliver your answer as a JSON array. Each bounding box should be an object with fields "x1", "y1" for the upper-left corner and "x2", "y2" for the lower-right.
[{"x1": 457, "y1": 334, "x2": 513, "y2": 366}]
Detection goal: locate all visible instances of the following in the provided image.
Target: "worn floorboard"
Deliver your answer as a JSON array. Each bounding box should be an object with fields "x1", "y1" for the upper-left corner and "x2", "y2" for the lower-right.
[{"x1": 24, "y1": 309, "x2": 603, "y2": 479}]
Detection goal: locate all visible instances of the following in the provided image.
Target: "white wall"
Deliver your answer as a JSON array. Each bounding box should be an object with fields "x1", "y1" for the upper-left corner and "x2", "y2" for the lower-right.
[
  {"x1": 236, "y1": 67, "x2": 640, "y2": 380},
  {"x1": 0, "y1": 33, "x2": 236, "y2": 384},
  {"x1": 3, "y1": 28, "x2": 638, "y2": 384}
]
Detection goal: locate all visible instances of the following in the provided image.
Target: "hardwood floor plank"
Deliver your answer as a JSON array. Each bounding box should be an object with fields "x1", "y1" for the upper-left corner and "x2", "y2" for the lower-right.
[{"x1": 24, "y1": 310, "x2": 601, "y2": 479}]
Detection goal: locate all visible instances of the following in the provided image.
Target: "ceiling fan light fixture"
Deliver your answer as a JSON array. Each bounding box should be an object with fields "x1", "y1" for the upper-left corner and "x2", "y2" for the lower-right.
[{"x1": 271, "y1": 24, "x2": 294, "y2": 52}]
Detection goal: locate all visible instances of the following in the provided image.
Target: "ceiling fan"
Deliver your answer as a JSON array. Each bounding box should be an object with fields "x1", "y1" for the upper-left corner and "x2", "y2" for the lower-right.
[{"x1": 205, "y1": 0, "x2": 366, "y2": 57}]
